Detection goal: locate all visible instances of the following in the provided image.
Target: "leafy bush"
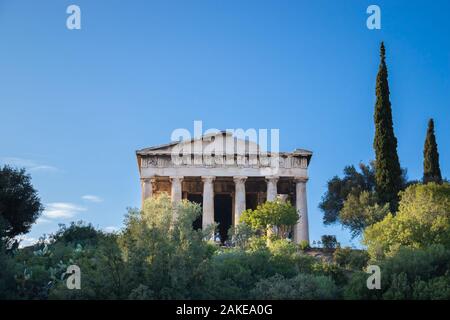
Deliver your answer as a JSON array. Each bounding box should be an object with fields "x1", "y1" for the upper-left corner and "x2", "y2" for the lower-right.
[
  {"x1": 240, "y1": 200, "x2": 298, "y2": 239},
  {"x1": 344, "y1": 245, "x2": 450, "y2": 300},
  {"x1": 250, "y1": 274, "x2": 339, "y2": 299},
  {"x1": 227, "y1": 223, "x2": 254, "y2": 249},
  {"x1": 298, "y1": 240, "x2": 310, "y2": 251},
  {"x1": 321, "y1": 235, "x2": 338, "y2": 250},
  {"x1": 333, "y1": 247, "x2": 369, "y2": 270},
  {"x1": 340, "y1": 191, "x2": 390, "y2": 238},
  {"x1": 49, "y1": 221, "x2": 105, "y2": 247},
  {"x1": 268, "y1": 239, "x2": 297, "y2": 257},
  {"x1": 117, "y1": 194, "x2": 214, "y2": 299},
  {"x1": 364, "y1": 183, "x2": 450, "y2": 258},
  {"x1": 207, "y1": 248, "x2": 274, "y2": 299}
]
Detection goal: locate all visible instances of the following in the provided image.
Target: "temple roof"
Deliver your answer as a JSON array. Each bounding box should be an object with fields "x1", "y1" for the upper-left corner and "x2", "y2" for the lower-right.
[{"x1": 136, "y1": 131, "x2": 313, "y2": 167}]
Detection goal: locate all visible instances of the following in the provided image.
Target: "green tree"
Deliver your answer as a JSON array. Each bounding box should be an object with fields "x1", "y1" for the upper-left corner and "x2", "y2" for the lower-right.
[
  {"x1": 0, "y1": 217, "x2": 16, "y2": 299},
  {"x1": 240, "y1": 200, "x2": 298, "y2": 239},
  {"x1": 364, "y1": 183, "x2": 450, "y2": 258},
  {"x1": 0, "y1": 166, "x2": 43, "y2": 244},
  {"x1": 118, "y1": 194, "x2": 215, "y2": 299},
  {"x1": 423, "y1": 118, "x2": 442, "y2": 184},
  {"x1": 339, "y1": 191, "x2": 390, "y2": 238},
  {"x1": 333, "y1": 247, "x2": 369, "y2": 271},
  {"x1": 228, "y1": 223, "x2": 254, "y2": 249},
  {"x1": 321, "y1": 235, "x2": 338, "y2": 250},
  {"x1": 373, "y1": 42, "x2": 403, "y2": 211},
  {"x1": 319, "y1": 162, "x2": 376, "y2": 225},
  {"x1": 50, "y1": 221, "x2": 105, "y2": 247}
]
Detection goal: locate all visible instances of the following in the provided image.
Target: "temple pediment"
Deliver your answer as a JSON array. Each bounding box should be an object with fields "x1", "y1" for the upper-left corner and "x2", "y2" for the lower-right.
[
  {"x1": 136, "y1": 132, "x2": 312, "y2": 178},
  {"x1": 137, "y1": 131, "x2": 263, "y2": 156}
]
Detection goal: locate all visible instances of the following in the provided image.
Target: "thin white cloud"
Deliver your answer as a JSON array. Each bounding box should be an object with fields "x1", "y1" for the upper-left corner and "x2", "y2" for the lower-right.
[
  {"x1": 104, "y1": 226, "x2": 119, "y2": 233},
  {"x1": 82, "y1": 195, "x2": 103, "y2": 203},
  {"x1": 0, "y1": 157, "x2": 58, "y2": 172},
  {"x1": 36, "y1": 217, "x2": 52, "y2": 225},
  {"x1": 43, "y1": 202, "x2": 87, "y2": 219}
]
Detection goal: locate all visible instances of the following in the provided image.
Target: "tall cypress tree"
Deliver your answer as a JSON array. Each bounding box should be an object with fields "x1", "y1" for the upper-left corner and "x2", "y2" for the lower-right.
[
  {"x1": 423, "y1": 118, "x2": 442, "y2": 184},
  {"x1": 373, "y1": 42, "x2": 403, "y2": 211}
]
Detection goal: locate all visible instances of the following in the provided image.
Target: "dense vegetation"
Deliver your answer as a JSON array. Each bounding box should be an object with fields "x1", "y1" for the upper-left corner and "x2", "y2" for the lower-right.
[{"x1": 1, "y1": 186, "x2": 449, "y2": 300}]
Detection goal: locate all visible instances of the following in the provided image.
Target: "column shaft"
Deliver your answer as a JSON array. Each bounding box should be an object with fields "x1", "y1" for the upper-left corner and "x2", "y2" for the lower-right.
[
  {"x1": 202, "y1": 176, "x2": 215, "y2": 229},
  {"x1": 141, "y1": 178, "x2": 154, "y2": 207},
  {"x1": 233, "y1": 176, "x2": 247, "y2": 225},
  {"x1": 170, "y1": 176, "x2": 183, "y2": 204},
  {"x1": 265, "y1": 176, "x2": 279, "y2": 201},
  {"x1": 294, "y1": 177, "x2": 309, "y2": 244}
]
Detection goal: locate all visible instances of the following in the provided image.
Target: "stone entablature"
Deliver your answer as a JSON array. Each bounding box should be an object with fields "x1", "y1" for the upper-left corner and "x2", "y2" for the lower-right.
[
  {"x1": 140, "y1": 153, "x2": 309, "y2": 169},
  {"x1": 136, "y1": 132, "x2": 312, "y2": 244}
]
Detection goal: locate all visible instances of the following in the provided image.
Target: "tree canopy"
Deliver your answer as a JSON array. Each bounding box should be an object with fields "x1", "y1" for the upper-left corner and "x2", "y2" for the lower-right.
[
  {"x1": 423, "y1": 118, "x2": 442, "y2": 184},
  {"x1": 240, "y1": 200, "x2": 298, "y2": 239},
  {"x1": 373, "y1": 42, "x2": 403, "y2": 212},
  {"x1": 319, "y1": 162, "x2": 376, "y2": 226},
  {"x1": 364, "y1": 183, "x2": 450, "y2": 259},
  {"x1": 0, "y1": 166, "x2": 43, "y2": 242}
]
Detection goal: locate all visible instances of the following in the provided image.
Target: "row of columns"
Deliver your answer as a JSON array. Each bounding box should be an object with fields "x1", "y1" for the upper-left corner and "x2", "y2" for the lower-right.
[{"x1": 141, "y1": 176, "x2": 309, "y2": 243}]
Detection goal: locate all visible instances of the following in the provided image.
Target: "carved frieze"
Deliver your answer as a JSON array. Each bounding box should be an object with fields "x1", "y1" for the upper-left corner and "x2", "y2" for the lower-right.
[{"x1": 141, "y1": 154, "x2": 308, "y2": 169}]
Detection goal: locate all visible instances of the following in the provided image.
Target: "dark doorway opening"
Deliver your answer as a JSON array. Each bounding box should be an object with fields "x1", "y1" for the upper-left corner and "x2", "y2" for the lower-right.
[
  {"x1": 246, "y1": 193, "x2": 258, "y2": 211},
  {"x1": 187, "y1": 194, "x2": 203, "y2": 230},
  {"x1": 214, "y1": 194, "x2": 232, "y2": 243}
]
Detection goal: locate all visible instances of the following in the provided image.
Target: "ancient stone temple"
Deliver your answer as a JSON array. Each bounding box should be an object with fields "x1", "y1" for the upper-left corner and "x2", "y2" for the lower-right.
[{"x1": 136, "y1": 131, "x2": 312, "y2": 244}]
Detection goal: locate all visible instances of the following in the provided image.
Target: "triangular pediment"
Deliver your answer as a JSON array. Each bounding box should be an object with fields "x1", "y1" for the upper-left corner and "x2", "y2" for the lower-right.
[{"x1": 137, "y1": 131, "x2": 262, "y2": 156}]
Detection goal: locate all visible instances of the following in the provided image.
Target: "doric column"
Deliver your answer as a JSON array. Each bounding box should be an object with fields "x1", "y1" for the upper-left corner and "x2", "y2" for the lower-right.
[
  {"x1": 202, "y1": 176, "x2": 215, "y2": 230},
  {"x1": 294, "y1": 177, "x2": 309, "y2": 244},
  {"x1": 265, "y1": 176, "x2": 280, "y2": 240},
  {"x1": 170, "y1": 176, "x2": 183, "y2": 204},
  {"x1": 265, "y1": 176, "x2": 279, "y2": 201},
  {"x1": 233, "y1": 176, "x2": 247, "y2": 225},
  {"x1": 141, "y1": 177, "x2": 155, "y2": 207}
]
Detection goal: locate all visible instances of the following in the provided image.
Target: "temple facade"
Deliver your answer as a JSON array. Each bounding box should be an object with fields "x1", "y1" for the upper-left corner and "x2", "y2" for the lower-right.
[{"x1": 136, "y1": 131, "x2": 312, "y2": 244}]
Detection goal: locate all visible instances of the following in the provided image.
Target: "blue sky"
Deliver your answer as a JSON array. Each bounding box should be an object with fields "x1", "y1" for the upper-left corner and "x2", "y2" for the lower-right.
[{"x1": 0, "y1": 0, "x2": 448, "y2": 247}]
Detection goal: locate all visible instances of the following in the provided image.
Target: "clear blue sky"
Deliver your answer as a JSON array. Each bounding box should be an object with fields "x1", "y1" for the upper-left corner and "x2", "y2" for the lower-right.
[{"x1": 0, "y1": 0, "x2": 448, "y2": 247}]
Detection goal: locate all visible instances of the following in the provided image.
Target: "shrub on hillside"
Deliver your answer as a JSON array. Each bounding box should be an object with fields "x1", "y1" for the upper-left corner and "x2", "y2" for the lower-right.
[
  {"x1": 364, "y1": 183, "x2": 450, "y2": 259},
  {"x1": 250, "y1": 273, "x2": 339, "y2": 299},
  {"x1": 333, "y1": 247, "x2": 369, "y2": 270},
  {"x1": 344, "y1": 245, "x2": 450, "y2": 300}
]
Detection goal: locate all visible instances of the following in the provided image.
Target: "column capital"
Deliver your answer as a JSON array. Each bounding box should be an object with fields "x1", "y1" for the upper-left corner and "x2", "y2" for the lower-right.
[
  {"x1": 294, "y1": 176, "x2": 309, "y2": 183},
  {"x1": 233, "y1": 176, "x2": 247, "y2": 184},
  {"x1": 201, "y1": 176, "x2": 216, "y2": 183},
  {"x1": 265, "y1": 176, "x2": 279, "y2": 182},
  {"x1": 170, "y1": 175, "x2": 184, "y2": 181}
]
